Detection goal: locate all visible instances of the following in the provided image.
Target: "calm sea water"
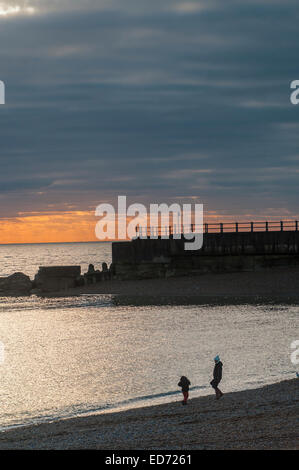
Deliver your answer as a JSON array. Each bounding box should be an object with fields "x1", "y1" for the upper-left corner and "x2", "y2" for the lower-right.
[
  {"x1": 0, "y1": 242, "x2": 112, "y2": 279},
  {"x1": 0, "y1": 243, "x2": 298, "y2": 430}
]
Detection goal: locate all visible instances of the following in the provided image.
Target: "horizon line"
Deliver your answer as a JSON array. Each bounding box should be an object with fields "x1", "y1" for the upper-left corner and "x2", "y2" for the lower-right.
[{"x1": 0, "y1": 240, "x2": 116, "y2": 246}]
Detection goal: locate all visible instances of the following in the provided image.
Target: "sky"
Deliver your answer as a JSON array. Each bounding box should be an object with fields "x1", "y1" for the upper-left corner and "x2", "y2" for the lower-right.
[{"x1": 0, "y1": 0, "x2": 298, "y2": 243}]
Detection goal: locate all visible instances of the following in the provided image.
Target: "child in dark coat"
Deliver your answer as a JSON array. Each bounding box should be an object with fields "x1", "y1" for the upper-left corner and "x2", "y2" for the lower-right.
[{"x1": 178, "y1": 376, "x2": 191, "y2": 405}]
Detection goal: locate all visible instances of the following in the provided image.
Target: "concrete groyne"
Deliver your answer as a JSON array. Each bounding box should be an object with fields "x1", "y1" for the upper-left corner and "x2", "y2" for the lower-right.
[
  {"x1": 34, "y1": 266, "x2": 81, "y2": 293},
  {"x1": 111, "y1": 230, "x2": 299, "y2": 280}
]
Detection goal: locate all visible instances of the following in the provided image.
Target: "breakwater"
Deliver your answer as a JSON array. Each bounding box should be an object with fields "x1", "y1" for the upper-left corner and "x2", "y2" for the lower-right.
[
  {"x1": 1, "y1": 230, "x2": 299, "y2": 294},
  {"x1": 111, "y1": 230, "x2": 299, "y2": 280}
]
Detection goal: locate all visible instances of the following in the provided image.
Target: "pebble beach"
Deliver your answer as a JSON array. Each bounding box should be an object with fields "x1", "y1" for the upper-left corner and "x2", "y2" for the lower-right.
[{"x1": 0, "y1": 379, "x2": 297, "y2": 450}]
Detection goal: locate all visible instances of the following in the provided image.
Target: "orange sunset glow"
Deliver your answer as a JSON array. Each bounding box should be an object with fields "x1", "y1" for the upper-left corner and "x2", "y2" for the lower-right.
[
  {"x1": 0, "y1": 210, "x2": 286, "y2": 244},
  {"x1": 0, "y1": 211, "x2": 99, "y2": 244}
]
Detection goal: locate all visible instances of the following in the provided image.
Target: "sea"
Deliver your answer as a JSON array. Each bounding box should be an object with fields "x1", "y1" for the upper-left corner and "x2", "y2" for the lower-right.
[{"x1": 0, "y1": 242, "x2": 297, "y2": 430}]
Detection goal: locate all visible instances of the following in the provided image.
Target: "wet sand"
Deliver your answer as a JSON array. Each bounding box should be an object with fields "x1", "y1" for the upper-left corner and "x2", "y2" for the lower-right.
[
  {"x1": 51, "y1": 267, "x2": 299, "y2": 303},
  {"x1": 0, "y1": 379, "x2": 298, "y2": 450}
]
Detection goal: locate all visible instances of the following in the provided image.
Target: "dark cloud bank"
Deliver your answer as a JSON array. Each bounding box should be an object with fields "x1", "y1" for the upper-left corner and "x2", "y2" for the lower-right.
[{"x1": 0, "y1": 0, "x2": 298, "y2": 219}]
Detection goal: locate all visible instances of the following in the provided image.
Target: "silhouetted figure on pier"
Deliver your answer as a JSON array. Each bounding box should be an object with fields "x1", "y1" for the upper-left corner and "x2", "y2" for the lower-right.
[{"x1": 210, "y1": 355, "x2": 223, "y2": 400}]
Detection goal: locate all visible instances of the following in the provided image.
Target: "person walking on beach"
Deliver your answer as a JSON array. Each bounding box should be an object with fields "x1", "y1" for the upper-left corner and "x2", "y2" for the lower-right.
[
  {"x1": 210, "y1": 355, "x2": 223, "y2": 400},
  {"x1": 178, "y1": 376, "x2": 191, "y2": 405}
]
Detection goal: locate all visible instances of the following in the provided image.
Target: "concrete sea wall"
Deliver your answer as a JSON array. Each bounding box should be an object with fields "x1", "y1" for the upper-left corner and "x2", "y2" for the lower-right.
[
  {"x1": 34, "y1": 266, "x2": 81, "y2": 293},
  {"x1": 111, "y1": 231, "x2": 299, "y2": 280}
]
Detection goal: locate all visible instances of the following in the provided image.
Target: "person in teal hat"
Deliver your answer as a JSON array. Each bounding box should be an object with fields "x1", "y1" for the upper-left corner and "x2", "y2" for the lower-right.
[{"x1": 210, "y1": 355, "x2": 223, "y2": 399}]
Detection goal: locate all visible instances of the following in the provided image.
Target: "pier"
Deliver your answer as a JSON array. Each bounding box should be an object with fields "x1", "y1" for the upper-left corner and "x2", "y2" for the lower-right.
[{"x1": 112, "y1": 220, "x2": 299, "y2": 280}]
